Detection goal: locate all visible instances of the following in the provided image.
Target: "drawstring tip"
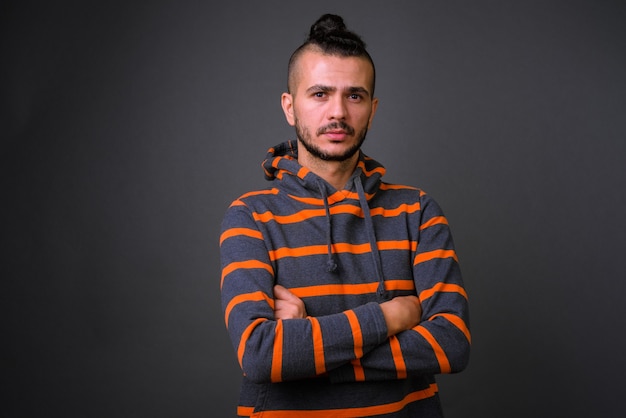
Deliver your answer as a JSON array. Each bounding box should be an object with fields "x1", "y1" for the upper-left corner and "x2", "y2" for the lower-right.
[
  {"x1": 376, "y1": 282, "x2": 387, "y2": 299},
  {"x1": 326, "y1": 259, "x2": 338, "y2": 273}
]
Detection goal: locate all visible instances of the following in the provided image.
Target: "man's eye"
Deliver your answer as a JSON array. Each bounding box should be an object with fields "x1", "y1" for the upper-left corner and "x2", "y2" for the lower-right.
[
  {"x1": 314, "y1": 92, "x2": 325, "y2": 98},
  {"x1": 349, "y1": 94, "x2": 362, "y2": 100}
]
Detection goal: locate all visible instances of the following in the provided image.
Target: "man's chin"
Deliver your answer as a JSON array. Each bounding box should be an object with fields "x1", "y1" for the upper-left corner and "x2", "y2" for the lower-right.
[
  {"x1": 297, "y1": 133, "x2": 365, "y2": 162},
  {"x1": 317, "y1": 147, "x2": 360, "y2": 162}
]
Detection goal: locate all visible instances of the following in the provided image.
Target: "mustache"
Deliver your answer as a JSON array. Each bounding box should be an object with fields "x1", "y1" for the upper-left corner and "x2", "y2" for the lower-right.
[{"x1": 317, "y1": 121, "x2": 355, "y2": 136}]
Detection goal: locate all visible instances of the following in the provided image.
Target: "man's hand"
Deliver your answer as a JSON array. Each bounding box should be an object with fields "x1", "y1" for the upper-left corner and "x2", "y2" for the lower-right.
[
  {"x1": 274, "y1": 285, "x2": 307, "y2": 319},
  {"x1": 380, "y1": 295, "x2": 422, "y2": 337}
]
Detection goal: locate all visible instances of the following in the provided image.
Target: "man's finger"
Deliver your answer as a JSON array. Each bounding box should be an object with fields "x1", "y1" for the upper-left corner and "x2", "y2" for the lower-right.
[{"x1": 274, "y1": 285, "x2": 299, "y2": 302}]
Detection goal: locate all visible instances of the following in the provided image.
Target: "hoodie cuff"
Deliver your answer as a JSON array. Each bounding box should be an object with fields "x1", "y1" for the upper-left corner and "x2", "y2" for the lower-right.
[{"x1": 352, "y1": 301, "x2": 389, "y2": 348}]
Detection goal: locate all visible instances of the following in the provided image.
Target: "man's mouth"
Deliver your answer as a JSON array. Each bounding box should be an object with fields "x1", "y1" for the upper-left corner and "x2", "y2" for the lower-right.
[
  {"x1": 318, "y1": 122, "x2": 355, "y2": 138},
  {"x1": 323, "y1": 130, "x2": 349, "y2": 140}
]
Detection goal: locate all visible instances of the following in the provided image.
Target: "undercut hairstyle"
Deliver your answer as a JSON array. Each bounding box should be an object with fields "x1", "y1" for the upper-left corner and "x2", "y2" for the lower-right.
[{"x1": 287, "y1": 14, "x2": 376, "y2": 95}]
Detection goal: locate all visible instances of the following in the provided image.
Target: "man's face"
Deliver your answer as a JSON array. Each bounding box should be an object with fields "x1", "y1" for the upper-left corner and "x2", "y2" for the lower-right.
[{"x1": 281, "y1": 50, "x2": 378, "y2": 163}]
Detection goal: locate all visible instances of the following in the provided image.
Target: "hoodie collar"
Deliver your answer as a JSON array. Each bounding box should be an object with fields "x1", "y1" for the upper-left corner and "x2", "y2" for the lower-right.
[{"x1": 262, "y1": 139, "x2": 386, "y2": 198}]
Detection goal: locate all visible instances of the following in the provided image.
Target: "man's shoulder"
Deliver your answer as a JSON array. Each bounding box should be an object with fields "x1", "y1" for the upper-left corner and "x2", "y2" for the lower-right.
[
  {"x1": 378, "y1": 181, "x2": 427, "y2": 200},
  {"x1": 376, "y1": 182, "x2": 447, "y2": 211},
  {"x1": 379, "y1": 181, "x2": 423, "y2": 193},
  {"x1": 236, "y1": 187, "x2": 280, "y2": 202},
  {"x1": 225, "y1": 187, "x2": 281, "y2": 211}
]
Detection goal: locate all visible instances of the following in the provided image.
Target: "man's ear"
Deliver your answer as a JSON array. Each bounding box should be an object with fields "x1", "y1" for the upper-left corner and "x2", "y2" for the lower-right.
[
  {"x1": 281, "y1": 92, "x2": 295, "y2": 126},
  {"x1": 368, "y1": 97, "x2": 379, "y2": 129}
]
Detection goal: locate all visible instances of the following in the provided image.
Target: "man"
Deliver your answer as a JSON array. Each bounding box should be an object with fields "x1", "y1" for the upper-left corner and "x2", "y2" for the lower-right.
[{"x1": 220, "y1": 14, "x2": 470, "y2": 417}]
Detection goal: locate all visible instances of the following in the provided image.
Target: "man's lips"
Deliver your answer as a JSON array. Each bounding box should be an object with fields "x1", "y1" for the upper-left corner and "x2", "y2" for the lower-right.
[
  {"x1": 317, "y1": 122, "x2": 355, "y2": 139},
  {"x1": 323, "y1": 130, "x2": 349, "y2": 140}
]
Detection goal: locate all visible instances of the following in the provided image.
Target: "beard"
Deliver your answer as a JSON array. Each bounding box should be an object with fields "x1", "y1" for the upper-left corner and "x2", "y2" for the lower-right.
[{"x1": 295, "y1": 119, "x2": 368, "y2": 162}]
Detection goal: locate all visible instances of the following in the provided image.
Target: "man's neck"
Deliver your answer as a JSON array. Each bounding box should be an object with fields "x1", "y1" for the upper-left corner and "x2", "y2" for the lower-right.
[{"x1": 298, "y1": 152, "x2": 359, "y2": 191}]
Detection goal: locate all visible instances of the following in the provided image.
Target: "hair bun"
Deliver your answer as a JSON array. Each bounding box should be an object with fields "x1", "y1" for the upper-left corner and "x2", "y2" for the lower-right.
[
  {"x1": 308, "y1": 14, "x2": 348, "y2": 42},
  {"x1": 307, "y1": 13, "x2": 366, "y2": 50}
]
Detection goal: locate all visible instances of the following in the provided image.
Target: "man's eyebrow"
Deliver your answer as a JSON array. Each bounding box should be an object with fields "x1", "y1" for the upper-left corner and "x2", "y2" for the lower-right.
[{"x1": 306, "y1": 84, "x2": 336, "y2": 94}]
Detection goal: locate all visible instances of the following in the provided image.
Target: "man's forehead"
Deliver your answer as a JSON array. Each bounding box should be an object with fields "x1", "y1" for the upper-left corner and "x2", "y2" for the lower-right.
[
  {"x1": 298, "y1": 50, "x2": 371, "y2": 70},
  {"x1": 295, "y1": 51, "x2": 374, "y2": 92}
]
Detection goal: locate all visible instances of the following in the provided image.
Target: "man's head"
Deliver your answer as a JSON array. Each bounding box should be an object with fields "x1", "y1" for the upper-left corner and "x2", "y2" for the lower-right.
[
  {"x1": 287, "y1": 14, "x2": 376, "y2": 95},
  {"x1": 282, "y1": 14, "x2": 378, "y2": 165}
]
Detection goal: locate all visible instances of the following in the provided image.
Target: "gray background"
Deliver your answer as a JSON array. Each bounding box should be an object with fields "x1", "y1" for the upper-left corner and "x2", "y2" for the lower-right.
[{"x1": 3, "y1": 1, "x2": 625, "y2": 417}]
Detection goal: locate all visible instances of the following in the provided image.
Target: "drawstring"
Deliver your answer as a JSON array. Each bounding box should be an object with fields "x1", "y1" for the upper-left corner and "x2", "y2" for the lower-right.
[
  {"x1": 354, "y1": 176, "x2": 387, "y2": 299},
  {"x1": 315, "y1": 174, "x2": 386, "y2": 299},
  {"x1": 317, "y1": 180, "x2": 338, "y2": 273}
]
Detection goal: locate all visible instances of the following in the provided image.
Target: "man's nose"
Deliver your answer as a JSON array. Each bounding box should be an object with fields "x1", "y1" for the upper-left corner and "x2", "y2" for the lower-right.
[{"x1": 327, "y1": 96, "x2": 347, "y2": 120}]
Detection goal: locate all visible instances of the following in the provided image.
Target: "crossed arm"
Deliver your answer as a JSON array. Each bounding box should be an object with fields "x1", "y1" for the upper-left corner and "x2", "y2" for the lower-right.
[
  {"x1": 221, "y1": 195, "x2": 470, "y2": 383},
  {"x1": 274, "y1": 284, "x2": 422, "y2": 338}
]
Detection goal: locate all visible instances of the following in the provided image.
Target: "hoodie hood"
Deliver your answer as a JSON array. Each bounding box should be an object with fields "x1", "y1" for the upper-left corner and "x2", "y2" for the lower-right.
[
  {"x1": 262, "y1": 140, "x2": 385, "y2": 199},
  {"x1": 262, "y1": 139, "x2": 389, "y2": 299}
]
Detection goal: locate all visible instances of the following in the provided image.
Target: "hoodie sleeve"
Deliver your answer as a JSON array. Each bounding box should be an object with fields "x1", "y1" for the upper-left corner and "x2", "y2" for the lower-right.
[
  {"x1": 220, "y1": 202, "x2": 390, "y2": 383},
  {"x1": 328, "y1": 193, "x2": 471, "y2": 383}
]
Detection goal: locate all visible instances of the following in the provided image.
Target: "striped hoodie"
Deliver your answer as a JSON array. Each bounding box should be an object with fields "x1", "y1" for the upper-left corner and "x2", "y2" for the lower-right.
[{"x1": 220, "y1": 140, "x2": 470, "y2": 417}]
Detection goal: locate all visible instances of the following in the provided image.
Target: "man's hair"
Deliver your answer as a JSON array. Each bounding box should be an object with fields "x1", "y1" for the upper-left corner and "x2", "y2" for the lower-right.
[{"x1": 287, "y1": 14, "x2": 376, "y2": 94}]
